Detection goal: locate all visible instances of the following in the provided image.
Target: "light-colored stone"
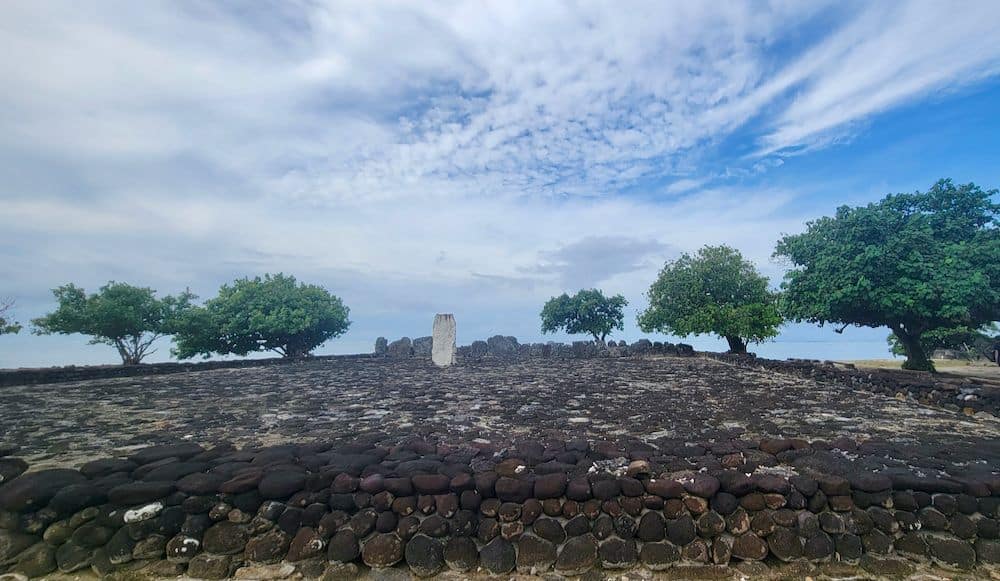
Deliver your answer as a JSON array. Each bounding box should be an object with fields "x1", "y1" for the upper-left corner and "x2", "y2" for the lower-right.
[{"x1": 432, "y1": 314, "x2": 456, "y2": 367}]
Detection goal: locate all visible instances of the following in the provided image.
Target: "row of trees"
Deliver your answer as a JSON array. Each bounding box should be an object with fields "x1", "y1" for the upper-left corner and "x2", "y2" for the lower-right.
[
  {"x1": 22, "y1": 274, "x2": 351, "y2": 365},
  {"x1": 541, "y1": 179, "x2": 1000, "y2": 372}
]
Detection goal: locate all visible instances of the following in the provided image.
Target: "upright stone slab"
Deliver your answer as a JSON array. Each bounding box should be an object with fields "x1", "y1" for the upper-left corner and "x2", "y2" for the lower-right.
[{"x1": 432, "y1": 314, "x2": 456, "y2": 367}]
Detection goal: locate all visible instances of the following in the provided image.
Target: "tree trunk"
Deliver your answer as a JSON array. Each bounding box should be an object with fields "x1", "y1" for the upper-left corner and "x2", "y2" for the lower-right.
[
  {"x1": 895, "y1": 329, "x2": 935, "y2": 372},
  {"x1": 725, "y1": 336, "x2": 747, "y2": 354}
]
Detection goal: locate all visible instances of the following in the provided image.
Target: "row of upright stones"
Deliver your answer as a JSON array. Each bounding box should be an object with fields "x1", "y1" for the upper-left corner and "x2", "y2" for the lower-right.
[
  {"x1": 375, "y1": 335, "x2": 694, "y2": 359},
  {"x1": 0, "y1": 437, "x2": 998, "y2": 579}
]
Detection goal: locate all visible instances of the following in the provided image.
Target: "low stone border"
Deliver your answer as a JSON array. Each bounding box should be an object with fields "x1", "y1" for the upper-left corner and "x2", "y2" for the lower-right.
[
  {"x1": 706, "y1": 353, "x2": 1000, "y2": 418},
  {"x1": 377, "y1": 335, "x2": 696, "y2": 360},
  {"x1": 0, "y1": 435, "x2": 997, "y2": 579},
  {"x1": 0, "y1": 354, "x2": 372, "y2": 388}
]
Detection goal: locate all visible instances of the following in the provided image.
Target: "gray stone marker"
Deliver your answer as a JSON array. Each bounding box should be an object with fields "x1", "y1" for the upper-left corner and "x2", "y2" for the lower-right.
[{"x1": 431, "y1": 314, "x2": 456, "y2": 367}]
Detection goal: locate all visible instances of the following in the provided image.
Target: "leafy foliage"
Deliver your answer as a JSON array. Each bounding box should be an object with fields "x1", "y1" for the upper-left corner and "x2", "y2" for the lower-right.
[
  {"x1": 32, "y1": 282, "x2": 194, "y2": 365},
  {"x1": 540, "y1": 289, "x2": 627, "y2": 342},
  {"x1": 638, "y1": 245, "x2": 781, "y2": 353},
  {"x1": 0, "y1": 298, "x2": 21, "y2": 335},
  {"x1": 887, "y1": 324, "x2": 997, "y2": 361},
  {"x1": 775, "y1": 179, "x2": 1000, "y2": 372},
  {"x1": 173, "y1": 273, "x2": 350, "y2": 359}
]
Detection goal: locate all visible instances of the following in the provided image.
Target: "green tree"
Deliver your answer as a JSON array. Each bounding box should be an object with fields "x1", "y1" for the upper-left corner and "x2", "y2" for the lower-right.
[
  {"x1": 887, "y1": 323, "x2": 997, "y2": 361},
  {"x1": 775, "y1": 179, "x2": 1000, "y2": 372},
  {"x1": 0, "y1": 298, "x2": 22, "y2": 335},
  {"x1": 173, "y1": 273, "x2": 350, "y2": 359},
  {"x1": 638, "y1": 245, "x2": 782, "y2": 353},
  {"x1": 32, "y1": 282, "x2": 195, "y2": 365},
  {"x1": 540, "y1": 289, "x2": 627, "y2": 342}
]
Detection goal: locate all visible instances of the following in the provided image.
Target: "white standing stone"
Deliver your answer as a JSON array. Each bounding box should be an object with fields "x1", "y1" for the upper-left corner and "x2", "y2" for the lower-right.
[{"x1": 431, "y1": 314, "x2": 457, "y2": 367}]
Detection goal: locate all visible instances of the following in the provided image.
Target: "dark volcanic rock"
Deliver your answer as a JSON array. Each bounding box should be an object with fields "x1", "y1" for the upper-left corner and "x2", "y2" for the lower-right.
[
  {"x1": 479, "y1": 536, "x2": 516, "y2": 574},
  {"x1": 554, "y1": 533, "x2": 598, "y2": 575},
  {"x1": 640, "y1": 541, "x2": 680, "y2": 570},
  {"x1": 0, "y1": 469, "x2": 86, "y2": 511},
  {"x1": 362, "y1": 533, "x2": 404, "y2": 568},
  {"x1": 203, "y1": 521, "x2": 250, "y2": 555},
  {"x1": 109, "y1": 481, "x2": 175, "y2": 505},
  {"x1": 444, "y1": 536, "x2": 478, "y2": 572},
  {"x1": 404, "y1": 533, "x2": 445, "y2": 577},
  {"x1": 259, "y1": 471, "x2": 306, "y2": 499}
]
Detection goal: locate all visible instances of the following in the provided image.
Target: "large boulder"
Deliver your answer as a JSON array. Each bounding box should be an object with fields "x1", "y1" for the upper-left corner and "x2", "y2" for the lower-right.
[
  {"x1": 0, "y1": 469, "x2": 87, "y2": 512},
  {"x1": 412, "y1": 336, "x2": 433, "y2": 357},
  {"x1": 387, "y1": 338, "x2": 413, "y2": 358},
  {"x1": 486, "y1": 335, "x2": 519, "y2": 357}
]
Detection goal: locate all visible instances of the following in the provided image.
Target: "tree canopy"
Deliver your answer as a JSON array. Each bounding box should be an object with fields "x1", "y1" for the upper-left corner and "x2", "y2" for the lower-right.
[
  {"x1": 540, "y1": 289, "x2": 627, "y2": 342},
  {"x1": 0, "y1": 298, "x2": 21, "y2": 335},
  {"x1": 32, "y1": 282, "x2": 194, "y2": 365},
  {"x1": 887, "y1": 323, "x2": 997, "y2": 361},
  {"x1": 173, "y1": 273, "x2": 350, "y2": 359},
  {"x1": 638, "y1": 245, "x2": 781, "y2": 353},
  {"x1": 775, "y1": 179, "x2": 1000, "y2": 372}
]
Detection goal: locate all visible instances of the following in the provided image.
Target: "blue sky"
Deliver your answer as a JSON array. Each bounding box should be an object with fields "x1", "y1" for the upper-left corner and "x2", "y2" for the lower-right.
[{"x1": 1, "y1": 1, "x2": 999, "y2": 367}]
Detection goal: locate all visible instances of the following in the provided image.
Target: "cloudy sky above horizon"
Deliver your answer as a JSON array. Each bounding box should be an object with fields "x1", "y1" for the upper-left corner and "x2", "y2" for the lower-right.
[{"x1": 2, "y1": 1, "x2": 1000, "y2": 366}]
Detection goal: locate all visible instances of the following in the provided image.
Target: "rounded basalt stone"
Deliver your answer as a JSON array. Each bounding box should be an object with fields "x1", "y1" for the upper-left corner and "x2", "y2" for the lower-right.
[
  {"x1": 860, "y1": 554, "x2": 917, "y2": 578},
  {"x1": 516, "y1": 534, "x2": 556, "y2": 573},
  {"x1": 710, "y1": 492, "x2": 738, "y2": 516},
  {"x1": 894, "y1": 532, "x2": 928, "y2": 557},
  {"x1": 533, "y1": 517, "x2": 566, "y2": 544},
  {"x1": 851, "y1": 473, "x2": 892, "y2": 493},
  {"x1": 177, "y1": 472, "x2": 226, "y2": 495},
  {"x1": 646, "y1": 478, "x2": 684, "y2": 499},
  {"x1": 835, "y1": 532, "x2": 863, "y2": 561},
  {"x1": 533, "y1": 473, "x2": 567, "y2": 499},
  {"x1": 861, "y1": 529, "x2": 892, "y2": 554},
  {"x1": 521, "y1": 498, "x2": 542, "y2": 524},
  {"x1": 555, "y1": 533, "x2": 598, "y2": 575},
  {"x1": 459, "y1": 489, "x2": 481, "y2": 511},
  {"x1": 928, "y1": 536, "x2": 975, "y2": 570},
  {"x1": 0, "y1": 469, "x2": 87, "y2": 512},
  {"x1": 203, "y1": 521, "x2": 250, "y2": 555},
  {"x1": 70, "y1": 521, "x2": 114, "y2": 548},
  {"x1": 405, "y1": 533, "x2": 445, "y2": 577},
  {"x1": 581, "y1": 499, "x2": 602, "y2": 518},
  {"x1": 684, "y1": 475, "x2": 720, "y2": 498},
  {"x1": 187, "y1": 553, "x2": 232, "y2": 579},
  {"x1": 666, "y1": 514, "x2": 697, "y2": 546},
  {"x1": 682, "y1": 538, "x2": 711, "y2": 563},
  {"x1": 803, "y1": 531, "x2": 834, "y2": 561},
  {"x1": 392, "y1": 496, "x2": 417, "y2": 516},
  {"x1": 133, "y1": 533, "x2": 168, "y2": 559},
  {"x1": 932, "y1": 494, "x2": 957, "y2": 516},
  {"x1": 613, "y1": 515, "x2": 636, "y2": 539},
  {"x1": 435, "y1": 493, "x2": 459, "y2": 518},
  {"x1": 166, "y1": 534, "x2": 201, "y2": 562},
  {"x1": 817, "y1": 475, "x2": 850, "y2": 496},
  {"x1": 48, "y1": 483, "x2": 107, "y2": 514},
  {"x1": 14, "y1": 542, "x2": 57, "y2": 578},
  {"x1": 451, "y1": 510, "x2": 477, "y2": 537},
  {"x1": 80, "y1": 458, "x2": 137, "y2": 479},
  {"x1": 790, "y1": 475, "x2": 818, "y2": 496},
  {"x1": 418, "y1": 514, "x2": 450, "y2": 537},
  {"x1": 732, "y1": 533, "x2": 768, "y2": 560},
  {"x1": 142, "y1": 461, "x2": 208, "y2": 482},
  {"x1": 497, "y1": 501, "x2": 521, "y2": 522},
  {"x1": 349, "y1": 508, "x2": 377, "y2": 537},
  {"x1": 130, "y1": 443, "x2": 204, "y2": 465},
  {"x1": 976, "y1": 539, "x2": 1000, "y2": 564},
  {"x1": 599, "y1": 537, "x2": 638, "y2": 569},
  {"x1": 754, "y1": 474, "x2": 790, "y2": 494},
  {"x1": 325, "y1": 529, "x2": 360, "y2": 563},
  {"x1": 443, "y1": 536, "x2": 478, "y2": 572},
  {"x1": 663, "y1": 499, "x2": 686, "y2": 519},
  {"x1": 949, "y1": 514, "x2": 977, "y2": 539},
  {"x1": 258, "y1": 471, "x2": 305, "y2": 499},
  {"x1": 712, "y1": 536, "x2": 733, "y2": 565},
  {"x1": 818, "y1": 511, "x2": 844, "y2": 534},
  {"x1": 478, "y1": 518, "x2": 500, "y2": 543},
  {"x1": 566, "y1": 478, "x2": 591, "y2": 501},
  {"x1": 639, "y1": 541, "x2": 680, "y2": 570},
  {"x1": 375, "y1": 510, "x2": 398, "y2": 533},
  {"x1": 637, "y1": 511, "x2": 666, "y2": 542},
  {"x1": 287, "y1": 527, "x2": 325, "y2": 562},
  {"x1": 55, "y1": 540, "x2": 92, "y2": 572},
  {"x1": 978, "y1": 518, "x2": 999, "y2": 539},
  {"x1": 697, "y1": 510, "x2": 726, "y2": 537},
  {"x1": 480, "y1": 497, "x2": 500, "y2": 517},
  {"x1": 362, "y1": 533, "x2": 404, "y2": 569},
  {"x1": 918, "y1": 507, "x2": 949, "y2": 530},
  {"x1": 564, "y1": 514, "x2": 591, "y2": 537},
  {"x1": 411, "y1": 474, "x2": 449, "y2": 495},
  {"x1": 109, "y1": 481, "x2": 175, "y2": 505},
  {"x1": 104, "y1": 527, "x2": 136, "y2": 564},
  {"x1": 495, "y1": 477, "x2": 532, "y2": 502},
  {"x1": 591, "y1": 478, "x2": 621, "y2": 500},
  {"x1": 479, "y1": 536, "x2": 516, "y2": 574}
]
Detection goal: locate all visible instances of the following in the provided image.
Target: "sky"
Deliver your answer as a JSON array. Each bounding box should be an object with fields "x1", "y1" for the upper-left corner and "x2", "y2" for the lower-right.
[{"x1": 1, "y1": 1, "x2": 999, "y2": 367}]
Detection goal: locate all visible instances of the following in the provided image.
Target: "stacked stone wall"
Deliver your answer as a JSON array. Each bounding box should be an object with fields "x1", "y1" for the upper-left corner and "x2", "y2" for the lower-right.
[
  {"x1": 377, "y1": 335, "x2": 696, "y2": 360},
  {"x1": 707, "y1": 353, "x2": 1000, "y2": 418},
  {"x1": 0, "y1": 437, "x2": 998, "y2": 579}
]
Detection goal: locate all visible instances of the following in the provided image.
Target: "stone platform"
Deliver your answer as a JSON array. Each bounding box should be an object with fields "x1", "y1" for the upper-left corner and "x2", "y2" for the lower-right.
[{"x1": 0, "y1": 356, "x2": 998, "y2": 579}]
